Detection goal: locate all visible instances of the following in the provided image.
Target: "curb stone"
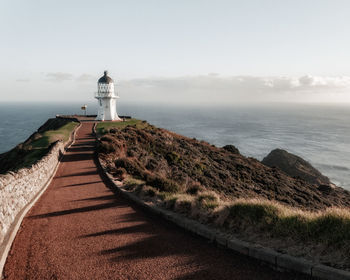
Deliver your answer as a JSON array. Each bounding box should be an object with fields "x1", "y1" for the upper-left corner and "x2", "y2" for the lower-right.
[
  {"x1": 215, "y1": 233, "x2": 228, "y2": 247},
  {"x1": 312, "y1": 264, "x2": 350, "y2": 280},
  {"x1": 277, "y1": 254, "x2": 313, "y2": 276},
  {"x1": 249, "y1": 246, "x2": 280, "y2": 266},
  {"x1": 227, "y1": 238, "x2": 250, "y2": 256},
  {"x1": 97, "y1": 157, "x2": 350, "y2": 280},
  {"x1": 194, "y1": 223, "x2": 216, "y2": 242}
]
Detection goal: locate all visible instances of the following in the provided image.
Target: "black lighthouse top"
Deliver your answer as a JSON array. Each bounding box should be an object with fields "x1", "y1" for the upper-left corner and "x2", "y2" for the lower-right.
[{"x1": 98, "y1": 71, "x2": 114, "y2": 84}]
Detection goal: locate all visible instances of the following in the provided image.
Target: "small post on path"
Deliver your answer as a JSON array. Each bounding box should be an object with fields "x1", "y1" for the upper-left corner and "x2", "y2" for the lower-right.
[{"x1": 81, "y1": 104, "x2": 87, "y2": 116}]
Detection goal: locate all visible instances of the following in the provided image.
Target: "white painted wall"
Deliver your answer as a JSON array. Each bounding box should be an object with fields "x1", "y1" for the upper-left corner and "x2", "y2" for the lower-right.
[{"x1": 95, "y1": 82, "x2": 120, "y2": 121}]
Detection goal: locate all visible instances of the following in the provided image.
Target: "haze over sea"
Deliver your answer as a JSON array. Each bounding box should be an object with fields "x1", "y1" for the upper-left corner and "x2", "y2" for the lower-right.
[{"x1": 0, "y1": 102, "x2": 349, "y2": 190}]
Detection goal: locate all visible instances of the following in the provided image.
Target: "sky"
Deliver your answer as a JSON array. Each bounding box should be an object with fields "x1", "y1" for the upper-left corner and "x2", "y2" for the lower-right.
[{"x1": 1, "y1": 0, "x2": 350, "y2": 104}]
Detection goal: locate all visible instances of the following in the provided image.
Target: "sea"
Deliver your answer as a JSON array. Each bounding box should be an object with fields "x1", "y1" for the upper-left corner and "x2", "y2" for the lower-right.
[{"x1": 0, "y1": 102, "x2": 349, "y2": 190}]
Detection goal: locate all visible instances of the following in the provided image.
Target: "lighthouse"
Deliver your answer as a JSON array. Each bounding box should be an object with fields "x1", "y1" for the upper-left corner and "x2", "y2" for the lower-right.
[{"x1": 95, "y1": 71, "x2": 121, "y2": 121}]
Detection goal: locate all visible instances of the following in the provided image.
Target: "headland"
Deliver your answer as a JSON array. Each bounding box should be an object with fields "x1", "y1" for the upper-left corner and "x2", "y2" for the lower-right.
[{"x1": 1, "y1": 116, "x2": 350, "y2": 279}]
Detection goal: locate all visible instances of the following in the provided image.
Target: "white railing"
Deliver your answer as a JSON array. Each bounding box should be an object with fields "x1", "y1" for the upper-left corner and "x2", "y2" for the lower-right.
[{"x1": 94, "y1": 92, "x2": 119, "y2": 98}]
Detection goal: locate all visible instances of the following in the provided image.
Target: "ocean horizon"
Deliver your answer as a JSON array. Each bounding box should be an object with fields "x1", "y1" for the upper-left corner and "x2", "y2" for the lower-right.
[{"x1": 0, "y1": 101, "x2": 349, "y2": 190}]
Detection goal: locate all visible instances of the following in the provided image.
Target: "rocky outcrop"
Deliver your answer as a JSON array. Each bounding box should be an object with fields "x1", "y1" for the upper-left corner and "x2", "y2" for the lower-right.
[{"x1": 262, "y1": 149, "x2": 330, "y2": 186}]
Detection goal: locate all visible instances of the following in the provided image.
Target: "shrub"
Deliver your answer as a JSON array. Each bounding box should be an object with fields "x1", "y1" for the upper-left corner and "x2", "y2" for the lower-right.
[
  {"x1": 99, "y1": 141, "x2": 116, "y2": 153},
  {"x1": 214, "y1": 205, "x2": 231, "y2": 226},
  {"x1": 124, "y1": 177, "x2": 145, "y2": 191},
  {"x1": 144, "y1": 174, "x2": 180, "y2": 193},
  {"x1": 139, "y1": 185, "x2": 157, "y2": 198},
  {"x1": 157, "y1": 192, "x2": 173, "y2": 201},
  {"x1": 146, "y1": 158, "x2": 158, "y2": 171},
  {"x1": 100, "y1": 135, "x2": 115, "y2": 143},
  {"x1": 115, "y1": 157, "x2": 145, "y2": 177},
  {"x1": 174, "y1": 195, "x2": 193, "y2": 214},
  {"x1": 196, "y1": 191, "x2": 220, "y2": 211},
  {"x1": 197, "y1": 192, "x2": 218, "y2": 203},
  {"x1": 113, "y1": 167, "x2": 126, "y2": 180},
  {"x1": 164, "y1": 195, "x2": 178, "y2": 209},
  {"x1": 222, "y1": 145, "x2": 240, "y2": 154},
  {"x1": 165, "y1": 151, "x2": 181, "y2": 165},
  {"x1": 228, "y1": 202, "x2": 279, "y2": 229},
  {"x1": 186, "y1": 181, "x2": 204, "y2": 195},
  {"x1": 109, "y1": 128, "x2": 118, "y2": 134}
]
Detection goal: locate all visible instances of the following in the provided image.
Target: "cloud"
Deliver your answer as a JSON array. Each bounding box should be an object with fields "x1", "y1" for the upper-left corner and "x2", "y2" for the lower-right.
[
  {"x1": 16, "y1": 79, "x2": 30, "y2": 82},
  {"x1": 76, "y1": 74, "x2": 96, "y2": 83},
  {"x1": 46, "y1": 72, "x2": 73, "y2": 82},
  {"x1": 122, "y1": 74, "x2": 350, "y2": 92},
  {"x1": 118, "y1": 74, "x2": 350, "y2": 104}
]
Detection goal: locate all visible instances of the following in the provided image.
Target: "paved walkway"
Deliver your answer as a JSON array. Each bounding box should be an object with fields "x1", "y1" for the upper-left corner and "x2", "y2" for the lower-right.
[{"x1": 3, "y1": 123, "x2": 307, "y2": 279}]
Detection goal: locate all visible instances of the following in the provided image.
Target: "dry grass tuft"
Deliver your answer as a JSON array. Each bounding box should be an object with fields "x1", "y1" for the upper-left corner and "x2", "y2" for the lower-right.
[
  {"x1": 174, "y1": 194, "x2": 194, "y2": 214},
  {"x1": 213, "y1": 198, "x2": 350, "y2": 247}
]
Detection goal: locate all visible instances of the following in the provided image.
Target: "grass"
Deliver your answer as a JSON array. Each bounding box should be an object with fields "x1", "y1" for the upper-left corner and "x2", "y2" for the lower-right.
[
  {"x1": 19, "y1": 148, "x2": 50, "y2": 168},
  {"x1": 122, "y1": 174, "x2": 350, "y2": 250},
  {"x1": 30, "y1": 122, "x2": 78, "y2": 148},
  {"x1": 215, "y1": 198, "x2": 350, "y2": 247},
  {"x1": 1, "y1": 121, "x2": 78, "y2": 172},
  {"x1": 96, "y1": 119, "x2": 147, "y2": 135}
]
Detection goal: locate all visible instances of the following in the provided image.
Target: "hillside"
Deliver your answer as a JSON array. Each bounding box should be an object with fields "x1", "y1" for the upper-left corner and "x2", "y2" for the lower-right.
[
  {"x1": 0, "y1": 118, "x2": 78, "y2": 174},
  {"x1": 98, "y1": 122, "x2": 350, "y2": 211}
]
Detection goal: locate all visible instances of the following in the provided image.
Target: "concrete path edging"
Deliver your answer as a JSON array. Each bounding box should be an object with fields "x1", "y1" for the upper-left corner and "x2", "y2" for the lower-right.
[
  {"x1": 0, "y1": 122, "x2": 81, "y2": 279},
  {"x1": 97, "y1": 157, "x2": 350, "y2": 280}
]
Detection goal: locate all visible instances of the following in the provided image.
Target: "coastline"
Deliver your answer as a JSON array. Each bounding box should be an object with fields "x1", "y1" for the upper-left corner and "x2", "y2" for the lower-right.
[
  {"x1": 1, "y1": 103, "x2": 350, "y2": 190},
  {"x1": 2, "y1": 116, "x2": 350, "y2": 279}
]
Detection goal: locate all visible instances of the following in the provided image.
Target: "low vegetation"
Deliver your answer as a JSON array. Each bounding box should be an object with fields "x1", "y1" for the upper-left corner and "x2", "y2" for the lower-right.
[
  {"x1": 98, "y1": 120, "x2": 350, "y2": 269},
  {"x1": 96, "y1": 119, "x2": 147, "y2": 136},
  {"x1": 122, "y1": 177, "x2": 350, "y2": 249},
  {"x1": 0, "y1": 118, "x2": 78, "y2": 173}
]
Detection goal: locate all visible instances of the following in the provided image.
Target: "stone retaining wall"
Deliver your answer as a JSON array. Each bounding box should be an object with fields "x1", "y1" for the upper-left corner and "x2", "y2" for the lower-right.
[
  {"x1": 0, "y1": 142, "x2": 64, "y2": 246},
  {"x1": 0, "y1": 122, "x2": 79, "y2": 248}
]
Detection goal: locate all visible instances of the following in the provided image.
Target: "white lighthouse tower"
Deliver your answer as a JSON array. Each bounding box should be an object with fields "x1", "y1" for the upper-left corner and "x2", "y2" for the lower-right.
[{"x1": 95, "y1": 71, "x2": 121, "y2": 121}]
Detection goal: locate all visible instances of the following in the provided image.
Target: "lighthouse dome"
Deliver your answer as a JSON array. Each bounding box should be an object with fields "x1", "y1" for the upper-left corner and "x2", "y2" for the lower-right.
[{"x1": 98, "y1": 71, "x2": 114, "y2": 84}]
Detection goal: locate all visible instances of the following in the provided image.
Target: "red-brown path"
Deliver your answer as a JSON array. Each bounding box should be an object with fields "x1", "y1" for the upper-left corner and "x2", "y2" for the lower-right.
[{"x1": 3, "y1": 122, "x2": 308, "y2": 280}]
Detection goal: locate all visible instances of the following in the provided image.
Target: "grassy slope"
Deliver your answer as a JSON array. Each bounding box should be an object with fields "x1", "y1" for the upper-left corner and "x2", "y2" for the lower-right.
[
  {"x1": 0, "y1": 120, "x2": 78, "y2": 173},
  {"x1": 31, "y1": 122, "x2": 77, "y2": 148},
  {"x1": 96, "y1": 119, "x2": 146, "y2": 135},
  {"x1": 97, "y1": 121, "x2": 350, "y2": 268}
]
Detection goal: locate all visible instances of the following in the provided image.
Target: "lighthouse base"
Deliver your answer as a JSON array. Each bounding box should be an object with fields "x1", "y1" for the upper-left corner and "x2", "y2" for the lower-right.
[{"x1": 95, "y1": 97, "x2": 120, "y2": 121}]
